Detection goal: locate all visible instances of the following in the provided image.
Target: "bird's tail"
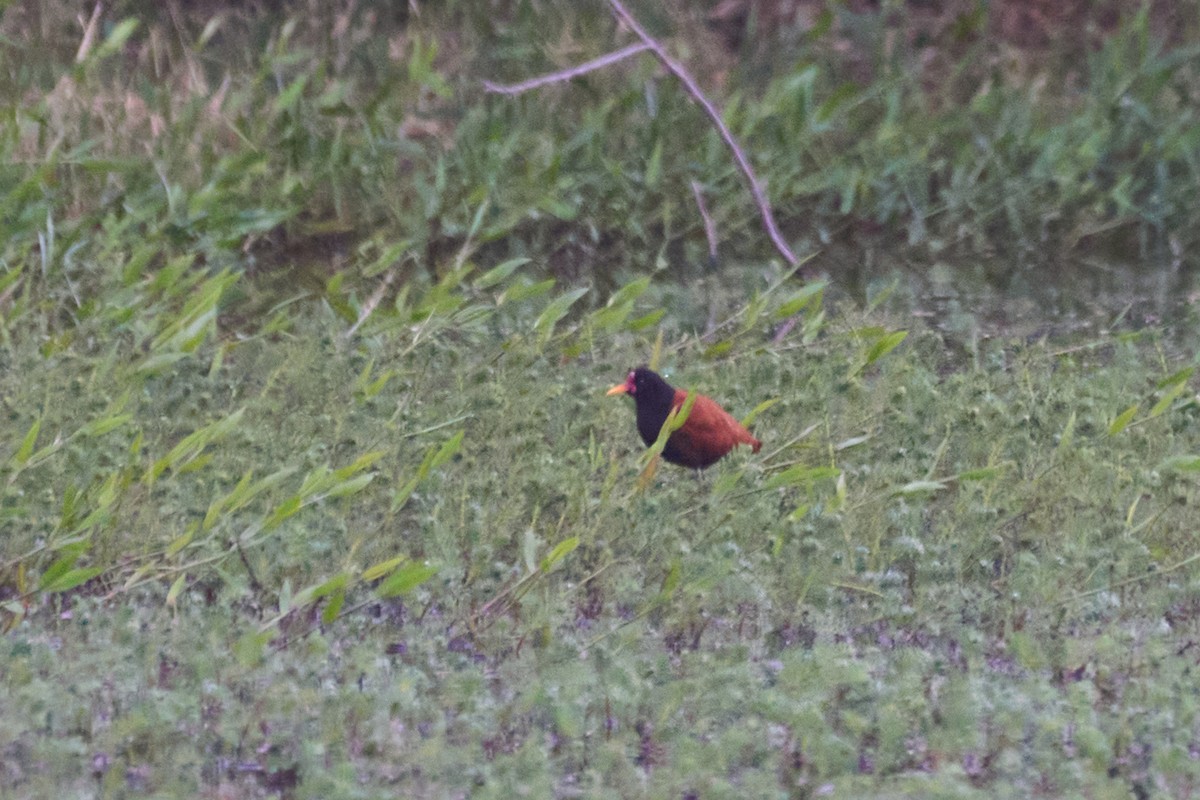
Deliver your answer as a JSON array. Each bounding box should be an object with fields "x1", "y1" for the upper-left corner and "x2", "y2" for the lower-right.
[{"x1": 736, "y1": 427, "x2": 762, "y2": 453}]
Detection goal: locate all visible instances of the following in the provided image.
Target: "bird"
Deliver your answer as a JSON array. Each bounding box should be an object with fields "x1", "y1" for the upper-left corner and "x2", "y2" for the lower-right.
[{"x1": 606, "y1": 366, "x2": 762, "y2": 469}]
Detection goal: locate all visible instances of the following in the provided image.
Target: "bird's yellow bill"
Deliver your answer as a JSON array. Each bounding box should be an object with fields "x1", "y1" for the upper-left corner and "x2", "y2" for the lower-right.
[{"x1": 606, "y1": 383, "x2": 629, "y2": 396}]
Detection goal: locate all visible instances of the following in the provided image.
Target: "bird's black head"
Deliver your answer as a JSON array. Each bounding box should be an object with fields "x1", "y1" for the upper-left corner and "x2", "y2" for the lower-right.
[
  {"x1": 607, "y1": 366, "x2": 678, "y2": 447},
  {"x1": 607, "y1": 365, "x2": 675, "y2": 401}
]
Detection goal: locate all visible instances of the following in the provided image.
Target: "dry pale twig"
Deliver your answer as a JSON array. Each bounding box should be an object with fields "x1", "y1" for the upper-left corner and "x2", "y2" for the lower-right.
[
  {"x1": 482, "y1": 42, "x2": 653, "y2": 96},
  {"x1": 606, "y1": 0, "x2": 798, "y2": 267},
  {"x1": 692, "y1": 179, "x2": 721, "y2": 334},
  {"x1": 345, "y1": 269, "x2": 398, "y2": 339},
  {"x1": 690, "y1": 180, "x2": 719, "y2": 266},
  {"x1": 482, "y1": 4, "x2": 798, "y2": 267},
  {"x1": 770, "y1": 315, "x2": 799, "y2": 344},
  {"x1": 75, "y1": 2, "x2": 103, "y2": 63},
  {"x1": 484, "y1": 2, "x2": 810, "y2": 342}
]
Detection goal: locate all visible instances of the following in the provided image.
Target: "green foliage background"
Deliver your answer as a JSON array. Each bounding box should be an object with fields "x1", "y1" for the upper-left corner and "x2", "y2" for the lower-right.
[{"x1": 4, "y1": 1, "x2": 1200, "y2": 797}]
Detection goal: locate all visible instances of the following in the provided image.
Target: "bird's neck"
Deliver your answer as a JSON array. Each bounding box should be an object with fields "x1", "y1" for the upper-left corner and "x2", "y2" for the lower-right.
[{"x1": 635, "y1": 391, "x2": 677, "y2": 447}]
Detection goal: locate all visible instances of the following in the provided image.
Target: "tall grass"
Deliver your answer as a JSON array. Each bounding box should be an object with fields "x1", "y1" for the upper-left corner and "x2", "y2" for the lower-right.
[{"x1": 3, "y1": 1, "x2": 1198, "y2": 320}]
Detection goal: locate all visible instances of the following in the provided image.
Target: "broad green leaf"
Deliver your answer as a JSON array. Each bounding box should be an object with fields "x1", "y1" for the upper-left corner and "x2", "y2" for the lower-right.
[
  {"x1": 50, "y1": 539, "x2": 90, "y2": 557},
  {"x1": 176, "y1": 453, "x2": 213, "y2": 475},
  {"x1": 39, "y1": 552, "x2": 80, "y2": 589},
  {"x1": 956, "y1": 466, "x2": 1006, "y2": 481},
  {"x1": 205, "y1": 472, "x2": 253, "y2": 529},
  {"x1": 321, "y1": 589, "x2": 345, "y2": 624},
  {"x1": 764, "y1": 465, "x2": 841, "y2": 490},
  {"x1": 645, "y1": 139, "x2": 663, "y2": 187},
  {"x1": 136, "y1": 351, "x2": 191, "y2": 375},
  {"x1": 659, "y1": 559, "x2": 681, "y2": 599},
  {"x1": 166, "y1": 525, "x2": 196, "y2": 556},
  {"x1": 1125, "y1": 494, "x2": 1141, "y2": 528},
  {"x1": 13, "y1": 418, "x2": 40, "y2": 465},
  {"x1": 376, "y1": 562, "x2": 438, "y2": 598},
  {"x1": 635, "y1": 453, "x2": 660, "y2": 491},
  {"x1": 534, "y1": 287, "x2": 588, "y2": 340},
  {"x1": 833, "y1": 472, "x2": 847, "y2": 510},
  {"x1": 310, "y1": 573, "x2": 348, "y2": 599},
  {"x1": 1150, "y1": 379, "x2": 1189, "y2": 418},
  {"x1": 361, "y1": 371, "x2": 393, "y2": 399},
  {"x1": 474, "y1": 257, "x2": 530, "y2": 290},
  {"x1": 741, "y1": 398, "x2": 778, "y2": 428},
  {"x1": 298, "y1": 465, "x2": 334, "y2": 497},
  {"x1": 538, "y1": 196, "x2": 577, "y2": 221},
  {"x1": 1156, "y1": 366, "x2": 1194, "y2": 389},
  {"x1": 278, "y1": 579, "x2": 294, "y2": 614},
  {"x1": 628, "y1": 309, "x2": 666, "y2": 331},
  {"x1": 263, "y1": 495, "x2": 302, "y2": 530},
  {"x1": 434, "y1": 263, "x2": 473, "y2": 293},
  {"x1": 274, "y1": 74, "x2": 308, "y2": 113},
  {"x1": 145, "y1": 408, "x2": 245, "y2": 484},
  {"x1": 834, "y1": 434, "x2": 872, "y2": 451},
  {"x1": 363, "y1": 556, "x2": 406, "y2": 582},
  {"x1": 866, "y1": 330, "x2": 908, "y2": 365},
  {"x1": 591, "y1": 303, "x2": 633, "y2": 331},
  {"x1": 1056, "y1": 411, "x2": 1077, "y2": 453},
  {"x1": 122, "y1": 565, "x2": 152, "y2": 591},
  {"x1": 703, "y1": 340, "x2": 733, "y2": 359},
  {"x1": 166, "y1": 574, "x2": 187, "y2": 606},
  {"x1": 149, "y1": 269, "x2": 238, "y2": 354},
  {"x1": 205, "y1": 467, "x2": 297, "y2": 529},
  {"x1": 865, "y1": 282, "x2": 897, "y2": 314},
  {"x1": 93, "y1": 18, "x2": 139, "y2": 60},
  {"x1": 773, "y1": 281, "x2": 827, "y2": 320},
  {"x1": 669, "y1": 392, "x2": 697, "y2": 434},
  {"x1": 197, "y1": 15, "x2": 223, "y2": 48},
  {"x1": 521, "y1": 528, "x2": 539, "y2": 573},
  {"x1": 892, "y1": 480, "x2": 946, "y2": 496},
  {"x1": 430, "y1": 430, "x2": 465, "y2": 469},
  {"x1": 540, "y1": 537, "x2": 579, "y2": 573},
  {"x1": 606, "y1": 277, "x2": 651, "y2": 308},
  {"x1": 42, "y1": 566, "x2": 104, "y2": 593},
  {"x1": 500, "y1": 278, "x2": 555, "y2": 304},
  {"x1": 325, "y1": 473, "x2": 376, "y2": 499},
  {"x1": 815, "y1": 82, "x2": 860, "y2": 123},
  {"x1": 737, "y1": 293, "x2": 770, "y2": 335},
  {"x1": 1108, "y1": 404, "x2": 1139, "y2": 435},
  {"x1": 72, "y1": 506, "x2": 112, "y2": 533},
  {"x1": 59, "y1": 484, "x2": 81, "y2": 528},
  {"x1": 392, "y1": 476, "x2": 420, "y2": 512},
  {"x1": 1159, "y1": 455, "x2": 1200, "y2": 472},
  {"x1": 648, "y1": 329, "x2": 665, "y2": 371},
  {"x1": 81, "y1": 414, "x2": 131, "y2": 437},
  {"x1": 465, "y1": 199, "x2": 489, "y2": 240},
  {"x1": 235, "y1": 631, "x2": 271, "y2": 666}
]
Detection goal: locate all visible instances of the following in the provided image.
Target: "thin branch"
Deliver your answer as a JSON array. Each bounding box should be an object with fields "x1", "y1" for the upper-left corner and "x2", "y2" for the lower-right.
[
  {"x1": 771, "y1": 315, "x2": 798, "y2": 344},
  {"x1": 607, "y1": 0, "x2": 798, "y2": 266},
  {"x1": 345, "y1": 268, "x2": 398, "y2": 339},
  {"x1": 690, "y1": 180, "x2": 718, "y2": 266},
  {"x1": 482, "y1": 42, "x2": 653, "y2": 95},
  {"x1": 692, "y1": 180, "x2": 720, "y2": 334},
  {"x1": 75, "y1": 2, "x2": 103, "y2": 63},
  {"x1": 1059, "y1": 550, "x2": 1200, "y2": 607}
]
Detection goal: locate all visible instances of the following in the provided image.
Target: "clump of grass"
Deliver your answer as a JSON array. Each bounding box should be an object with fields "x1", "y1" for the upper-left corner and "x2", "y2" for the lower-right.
[
  {"x1": 5, "y1": 1, "x2": 1200, "y2": 318},
  {"x1": 7, "y1": 253, "x2": 1200, "y2": 794}
]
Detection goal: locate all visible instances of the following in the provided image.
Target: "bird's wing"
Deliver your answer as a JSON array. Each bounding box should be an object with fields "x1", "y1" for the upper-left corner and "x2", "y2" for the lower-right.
[{"x1": 670, "y1": 392, "x2": 760, "y2": 463}]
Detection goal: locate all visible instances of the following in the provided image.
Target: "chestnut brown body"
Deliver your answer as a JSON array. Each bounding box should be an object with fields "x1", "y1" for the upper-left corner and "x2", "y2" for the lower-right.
[{"x1": 607, "y1": 367, "x2": 761, "y2": 469}]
